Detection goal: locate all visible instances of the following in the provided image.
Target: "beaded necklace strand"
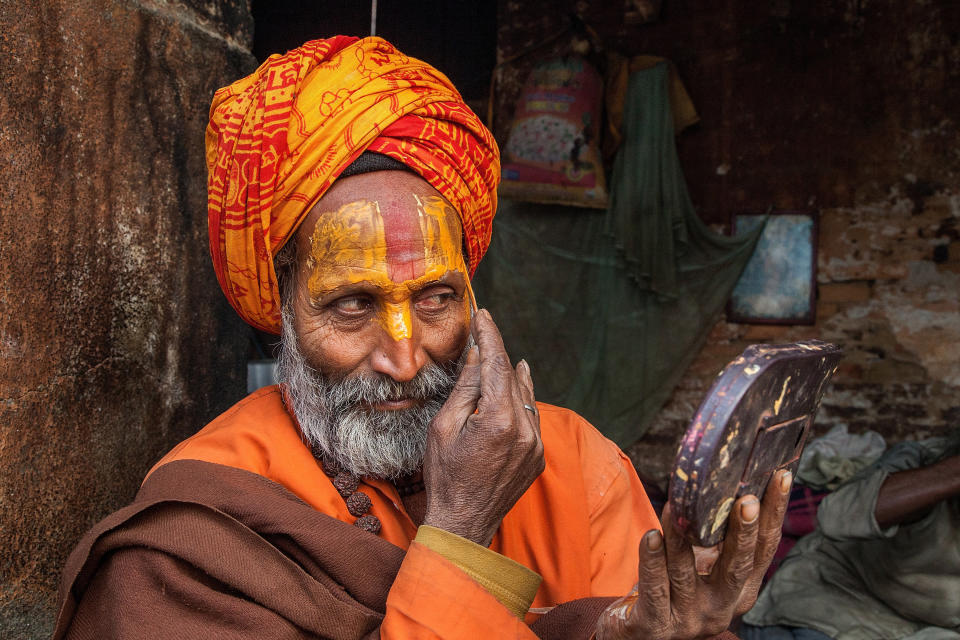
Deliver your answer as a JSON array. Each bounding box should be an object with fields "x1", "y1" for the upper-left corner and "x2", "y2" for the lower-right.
[{"x1": 314, "y1": 444, "x2": 426, "y2": 534}]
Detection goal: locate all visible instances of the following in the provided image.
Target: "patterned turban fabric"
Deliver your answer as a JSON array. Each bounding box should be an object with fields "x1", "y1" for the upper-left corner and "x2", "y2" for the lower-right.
[{"x1": 206, "y1": 35, "x2": 500, "y2": 334}]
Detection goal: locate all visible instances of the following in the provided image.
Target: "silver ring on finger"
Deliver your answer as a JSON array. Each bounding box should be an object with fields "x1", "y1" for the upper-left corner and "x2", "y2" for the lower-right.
[{"x1": 523, "y1": 403, "x2": 537, "y2": 414}]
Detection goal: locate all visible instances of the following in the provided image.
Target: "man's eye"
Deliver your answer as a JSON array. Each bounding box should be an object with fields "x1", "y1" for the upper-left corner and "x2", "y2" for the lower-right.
[
  {"x1": 332, "y1": 297, "x2": 371, "y2": 315},
  {"x1": 416, "y1": 292, "x2": 455, "y2": 311}
]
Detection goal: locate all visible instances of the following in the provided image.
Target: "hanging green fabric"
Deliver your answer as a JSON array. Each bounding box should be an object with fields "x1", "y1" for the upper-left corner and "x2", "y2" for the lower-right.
[{"x1": 473, "y1": 63, "x2": 764, "y2": 446}]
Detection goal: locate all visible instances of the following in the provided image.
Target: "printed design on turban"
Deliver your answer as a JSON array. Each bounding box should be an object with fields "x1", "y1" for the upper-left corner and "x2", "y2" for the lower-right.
[{"x1": 207, "y1": 35, "x2": 500, "y2": 333}]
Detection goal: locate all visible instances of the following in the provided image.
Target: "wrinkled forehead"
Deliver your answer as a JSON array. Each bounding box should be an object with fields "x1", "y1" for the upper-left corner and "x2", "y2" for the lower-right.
[
  {"x1": 307, "y1": 194, "x2": 464, "y2": 279},
  {"x1": 294, "y1": 171, "x2": 467, "y2": 278}
]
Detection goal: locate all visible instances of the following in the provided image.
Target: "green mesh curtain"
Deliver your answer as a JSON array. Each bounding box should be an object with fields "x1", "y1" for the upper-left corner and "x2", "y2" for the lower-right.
[{"x1": 473, "y1": 63, "x2": 764, "y2": 447}]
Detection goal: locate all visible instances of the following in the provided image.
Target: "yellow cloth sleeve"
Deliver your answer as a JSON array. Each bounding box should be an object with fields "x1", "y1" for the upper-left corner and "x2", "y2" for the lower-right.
[{"x1": 414, "y1": 525, "x2": 542, "y2": 618}]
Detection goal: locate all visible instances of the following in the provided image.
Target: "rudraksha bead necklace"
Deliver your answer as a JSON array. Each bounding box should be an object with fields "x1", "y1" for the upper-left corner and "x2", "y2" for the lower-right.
[
  {"x1": 315, "y1": 445, "x2": 382, "y2": 534},
  {"x1": 314, "y1": 445, "x2": 429, "y2": 533}
]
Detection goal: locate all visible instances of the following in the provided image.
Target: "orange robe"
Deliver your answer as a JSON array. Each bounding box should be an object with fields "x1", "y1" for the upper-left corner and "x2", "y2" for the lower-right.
[{"x1": 151, "y1": 386, "x2": 660, "y2": 638}]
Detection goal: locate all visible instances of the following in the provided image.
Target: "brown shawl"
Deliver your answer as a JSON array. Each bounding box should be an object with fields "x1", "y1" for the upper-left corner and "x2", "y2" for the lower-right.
[{"x1": 53, "y1": 459, "x2": 736, "y2": 639}]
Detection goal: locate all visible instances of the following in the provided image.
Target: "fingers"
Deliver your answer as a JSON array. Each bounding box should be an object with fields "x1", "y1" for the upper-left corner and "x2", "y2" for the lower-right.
[
  {"x1": 660, "y1": 504, "x2": 699, "y2": 620},
  {"x1": 735, "y1": 469, "x2": 792, "y2": 613},
  {"x1": 471, "y1": 309, "x2": 513, "y2": 390},
  {"x1": 634, "y1": 529, "x2": 671, "y2": 636},
  {"x1": 755, "y1": 470, "x2": 792, "y2": 566},
  {"x1": 471, "y1": 309, "x2": 533, "y2": 429},
  {"x1": 710, "y1": 494, "x2": 760, "y2": 609},
  {"x1": 515, "y1": 360, "x2": 541, "y2": 436},
  {"x1": 430, "y1": 345, "x2": 481, "y2": 436}
]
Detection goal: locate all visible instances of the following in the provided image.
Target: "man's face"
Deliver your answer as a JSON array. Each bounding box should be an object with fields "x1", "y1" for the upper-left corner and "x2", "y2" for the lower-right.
[
  {"x1": 277, "y1": 171, "x2": 472, "y2": 477},
  {"x1": 291, "y1": 170, "x2": 471, "y2": 389}
]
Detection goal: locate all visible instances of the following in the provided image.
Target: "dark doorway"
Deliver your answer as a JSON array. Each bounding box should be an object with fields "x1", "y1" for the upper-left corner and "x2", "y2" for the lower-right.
[{"x1": 251, "y1": 0, "x2": 498, "y2": 103}]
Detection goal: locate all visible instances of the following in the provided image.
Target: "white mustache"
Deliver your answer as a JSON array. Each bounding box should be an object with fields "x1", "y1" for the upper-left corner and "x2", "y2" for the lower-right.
[{"x1": 321, "y1": 362, "x2": 459, "y2": 409}]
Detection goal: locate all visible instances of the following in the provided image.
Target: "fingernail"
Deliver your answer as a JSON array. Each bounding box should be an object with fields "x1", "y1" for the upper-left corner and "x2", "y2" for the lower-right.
[
  {"x1": 481, "y1": 308, "x2": 492, "y2": 321},
  {"x1": 519, "y1": 359, "x2": 530, "y2": 375},
  {"x1": 741, "y1": 498, "x2": 760, "y2": 524},
  {"x1": 780, "y1": 470, "x2": 793, "y2": 494},
  {"x1": 645, "y1": 530, "x2": 663, "y2": 552}
]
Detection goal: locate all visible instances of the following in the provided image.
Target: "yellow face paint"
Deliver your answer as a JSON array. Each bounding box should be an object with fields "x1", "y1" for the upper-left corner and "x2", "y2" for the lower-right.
[
  {"x1": 306, "y1": 194, "x2": 470, "y2": 341},
  {"x1": 383, "y1": 300, "x2": 413, "y2": 341}
]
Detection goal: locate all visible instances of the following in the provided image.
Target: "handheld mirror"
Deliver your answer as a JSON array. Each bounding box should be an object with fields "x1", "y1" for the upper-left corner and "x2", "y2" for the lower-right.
[{"x1": 669, "y1": 340, "x2": 843, "y2": 547}]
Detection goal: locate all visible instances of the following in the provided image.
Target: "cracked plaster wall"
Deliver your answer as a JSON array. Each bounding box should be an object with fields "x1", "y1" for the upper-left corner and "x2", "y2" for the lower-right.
[{"x1": 0, "y1": 1, "x2": 255, "y2": 636}]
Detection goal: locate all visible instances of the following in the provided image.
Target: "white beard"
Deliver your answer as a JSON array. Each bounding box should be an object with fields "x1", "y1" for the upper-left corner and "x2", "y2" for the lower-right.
[{"x1": 276, "y1": 309, "x2": 464, "y2": 479}]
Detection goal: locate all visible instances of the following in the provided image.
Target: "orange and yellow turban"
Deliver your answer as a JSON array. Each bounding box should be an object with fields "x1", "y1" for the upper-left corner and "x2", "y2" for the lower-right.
[{"x1": 206, "y1": 35, "x2": 500, "y2": 334}]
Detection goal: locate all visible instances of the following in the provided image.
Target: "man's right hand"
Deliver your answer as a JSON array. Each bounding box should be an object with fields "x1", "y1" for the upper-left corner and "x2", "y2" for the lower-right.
[
  {"x1": 595, "y1": 469, "x2": 793, "y2": 640},
  {"x1": 422, "y1": 309, "x2": 545, "y2": 547}
]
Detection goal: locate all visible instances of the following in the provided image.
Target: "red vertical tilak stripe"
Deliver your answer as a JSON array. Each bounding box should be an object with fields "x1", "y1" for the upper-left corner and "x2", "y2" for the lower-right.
[{"x1": 379, "y1": 195, "x2": 425, "y2": 282}]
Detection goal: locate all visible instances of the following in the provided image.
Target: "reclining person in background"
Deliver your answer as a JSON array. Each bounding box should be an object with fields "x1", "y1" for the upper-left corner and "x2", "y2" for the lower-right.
[
  {"x1": 743, "y1": 428, "x2": 960, "y2": 639},
  {"x1": 54, "y1": 36, "x2": 792, "y2": 639}
]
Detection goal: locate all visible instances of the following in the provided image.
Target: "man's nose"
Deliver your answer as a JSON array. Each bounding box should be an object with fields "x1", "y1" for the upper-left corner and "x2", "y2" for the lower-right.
[{"x1": 371, "y1": 301, "x2": 427, "y2": 381}]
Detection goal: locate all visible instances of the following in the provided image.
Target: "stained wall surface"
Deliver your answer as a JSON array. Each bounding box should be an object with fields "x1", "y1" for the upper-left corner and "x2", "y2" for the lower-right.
[
  {"x1": 0, "y1": 1, "x2": 255, "y2": 636},
  {"x1": 495, "y1": 0, "x2": 960, "y2": 483}
]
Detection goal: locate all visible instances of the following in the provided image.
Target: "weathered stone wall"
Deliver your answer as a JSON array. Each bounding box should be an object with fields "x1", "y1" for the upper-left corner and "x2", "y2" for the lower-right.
[
  {"x1": 632, "y1": 193, "x2": 960, "y2": 484},
  {"x1": 0, "y1": 1, "x2": 255, "y2": 636},
  {"x1": 496, "y1": 0, "x2": 960, "y2": 484}
]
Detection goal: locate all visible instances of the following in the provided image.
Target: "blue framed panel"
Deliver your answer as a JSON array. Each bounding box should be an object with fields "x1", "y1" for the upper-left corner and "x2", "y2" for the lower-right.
[{"x1": 728, "y1": 210, "x2": 818, "y2": 325}]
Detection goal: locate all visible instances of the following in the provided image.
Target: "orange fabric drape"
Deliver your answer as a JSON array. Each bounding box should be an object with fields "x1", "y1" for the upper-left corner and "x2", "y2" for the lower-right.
[
  {"x1": 150, "y1": 387, "x2": 660, "y2": 635},
  {"x1": 206, "y1": 36, "x2": 500, "y2": 333}
]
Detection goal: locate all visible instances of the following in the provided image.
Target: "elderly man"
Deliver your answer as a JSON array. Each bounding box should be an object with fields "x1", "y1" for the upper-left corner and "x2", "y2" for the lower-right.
[{"x1": 54, "y1": 36, "x2": 790, "y2": 639}]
